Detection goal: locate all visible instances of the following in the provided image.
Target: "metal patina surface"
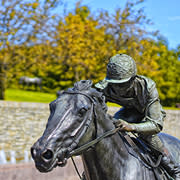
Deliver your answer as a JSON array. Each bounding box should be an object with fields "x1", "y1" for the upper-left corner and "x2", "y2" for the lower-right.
[{"x1": 31, "y1": 80, "x2": 180, "y2": 180}]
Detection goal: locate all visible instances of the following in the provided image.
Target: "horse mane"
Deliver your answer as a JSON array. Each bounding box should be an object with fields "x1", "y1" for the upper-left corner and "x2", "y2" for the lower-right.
[
  {"x1": 73, "y1": 80, "x2": 93, "y2": 91},
  {"x1": 73, "y1": 80, "x2": 108, "y2": 112}
]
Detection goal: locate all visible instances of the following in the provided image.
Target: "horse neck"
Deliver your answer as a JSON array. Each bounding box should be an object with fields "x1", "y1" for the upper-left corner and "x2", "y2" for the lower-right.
[
  {"x1": 81, "y1": 106, "x2": 129, "y2": 180},
  {"x1": 95, "y1": 106, "x2": 128, "y2": 156}
]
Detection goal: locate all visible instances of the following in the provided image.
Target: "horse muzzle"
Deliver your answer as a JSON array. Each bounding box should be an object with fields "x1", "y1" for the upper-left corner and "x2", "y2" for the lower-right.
[{"x1": 31, "y1": 144, "x2": 68, "y2": 172}]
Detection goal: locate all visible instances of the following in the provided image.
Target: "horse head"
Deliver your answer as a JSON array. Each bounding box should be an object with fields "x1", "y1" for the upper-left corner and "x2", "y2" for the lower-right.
[{"x1": 31, "y1": 80, "x2": 107, "y2": 172}]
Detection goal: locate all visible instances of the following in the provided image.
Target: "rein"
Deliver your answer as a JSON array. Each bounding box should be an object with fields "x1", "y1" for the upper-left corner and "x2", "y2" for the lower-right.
[
  {"x1": 69, "y1": 127, "x2": 120, "y2": 156},
  {"x1": 69, "y1": 127, "x2": 120, "y2": 180}
]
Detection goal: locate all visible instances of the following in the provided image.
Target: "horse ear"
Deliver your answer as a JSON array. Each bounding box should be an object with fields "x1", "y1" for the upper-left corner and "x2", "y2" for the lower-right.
[
  {"x1": 90, "y1": 89, "x2": 108, "y2": 112},
  {"x1": 56, "y1": 90, "x2": 64, "y2": 97},
  {"x1": 98, "y1": 95, "x2": 107, "y2": 112},
  {"x1": 74, "y1": 80, "x2": 93, "y2": 91}
]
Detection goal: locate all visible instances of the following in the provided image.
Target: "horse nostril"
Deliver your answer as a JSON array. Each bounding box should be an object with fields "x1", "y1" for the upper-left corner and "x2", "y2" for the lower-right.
[
  {"x1": 42, "y1": 149, "x2": 53, "y2": 160},
  {"x1": 31, "y1": 147, "x2": 36, "y2": 159}
]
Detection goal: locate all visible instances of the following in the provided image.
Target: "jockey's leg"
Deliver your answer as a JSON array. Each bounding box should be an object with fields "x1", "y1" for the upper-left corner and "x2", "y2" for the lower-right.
[
  {"x1": 143, "y1": 135, "x2": 180, "y2": 180},
  {"x1": 113, "y1": 108, "x2": 180, "y2": 179},
  {"x1": 161, "y1": 147, "x2": 180, "y2": 180}
]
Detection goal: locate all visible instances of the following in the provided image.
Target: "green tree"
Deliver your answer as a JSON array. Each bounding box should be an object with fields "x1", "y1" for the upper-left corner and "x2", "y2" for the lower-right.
[
  {"x1": 155, "y1": 40, "x2": 180, "y2": 106},
  {"x1": 1, "y1": 0, "x2": 179, "y2": 106},
  {"x1": 97, "y1": 0, "x2": 161, "y2": 76},
  {"x1": 0, "y1": 0, "x2": 62, "y2": 99},
  {"x1": 50, "y1": 3, "x2": 113, "y2": 89}
]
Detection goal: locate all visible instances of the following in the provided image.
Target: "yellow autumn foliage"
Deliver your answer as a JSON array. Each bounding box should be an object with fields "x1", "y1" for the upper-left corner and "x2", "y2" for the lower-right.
[{"x1": 0, "y1": 0, "x2": 179, "y2": 106}]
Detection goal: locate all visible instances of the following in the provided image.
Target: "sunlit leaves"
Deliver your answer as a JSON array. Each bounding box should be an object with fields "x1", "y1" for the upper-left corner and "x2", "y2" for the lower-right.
[
  {"x1": 0, "y1": 0, "x2": 179, "y2": 105},
  {"x1": 0, "y1": 0, "x2": 62, "y2": 99}
]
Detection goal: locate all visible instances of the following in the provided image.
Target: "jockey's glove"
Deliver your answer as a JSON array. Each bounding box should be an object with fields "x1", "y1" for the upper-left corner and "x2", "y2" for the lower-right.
[
  {"x1": 113, "y1": 119, "x2": 161, "y2": 135},
  {"x1": 113, "y1": 119, "x2": 136, "y2": 132}
]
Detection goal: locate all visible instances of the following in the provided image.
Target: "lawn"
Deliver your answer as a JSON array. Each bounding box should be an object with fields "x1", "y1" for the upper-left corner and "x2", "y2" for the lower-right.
[
  {"x1": 4, "y1": 88, "x2": 179, "y2": 110},
  {"x1": 5, "y1": 89, "x2": 56, "y2": 103},
  {"x1": 5, "y1": 89, "x2": 122, "y2": 106}
]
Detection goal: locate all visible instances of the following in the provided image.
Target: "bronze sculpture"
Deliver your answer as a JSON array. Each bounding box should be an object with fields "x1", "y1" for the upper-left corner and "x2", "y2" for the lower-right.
[
  {"x1": 31, "y1": 79, "x2": 180, "y2": 180},
  {"x1": 95, "y1": 54, "x2": 180, "y2": 179}
]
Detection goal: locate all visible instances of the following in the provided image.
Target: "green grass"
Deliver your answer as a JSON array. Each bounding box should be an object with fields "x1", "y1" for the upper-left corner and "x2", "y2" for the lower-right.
[
  {"x1": 5, "y1": 89, "x2": 56, "y2": 103},
  {"x1": 163, "y1": 106, "x2": 179, "y2": 110},
  {"x1": 4, "y1": 88, "x2": 180, "y2": 110},
  {"x1": 107, "y1": 102, "x2": 121, "y2": 107},
  {"x1": 5, "y1": 89, "x2": 122, "y2": 105},
  {"x1": 106, "y1": 102, "x2": 180, "y2": 110}
]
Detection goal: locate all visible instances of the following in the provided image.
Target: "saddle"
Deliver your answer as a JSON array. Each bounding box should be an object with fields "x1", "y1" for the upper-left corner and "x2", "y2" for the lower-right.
[{"x1": 120, "y1": 132, "x2": 174, "y2": 180}]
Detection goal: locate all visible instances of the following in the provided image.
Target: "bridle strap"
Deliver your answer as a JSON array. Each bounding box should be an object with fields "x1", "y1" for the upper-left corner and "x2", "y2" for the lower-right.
[
  {"x1": 63, "y1": 90, "x2": 120, "y2": 156},
  {"x1": 63, "y1": 90, "x2": 97, "y2": 154},
  {"x1": 63, "y1": 90, "x2": 97, "y2": 136},
  {"x1": 69, "y1": 127, "x2": 120, "y2": 156},
  {"x1": 123, "y1": 132, "x2": 163, "y2": 168}
]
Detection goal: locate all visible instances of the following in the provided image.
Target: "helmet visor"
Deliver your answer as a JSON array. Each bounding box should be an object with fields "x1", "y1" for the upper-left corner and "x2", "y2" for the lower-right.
[{"x1": 105, "y1": 76, "x2": 131, "y2": 83}]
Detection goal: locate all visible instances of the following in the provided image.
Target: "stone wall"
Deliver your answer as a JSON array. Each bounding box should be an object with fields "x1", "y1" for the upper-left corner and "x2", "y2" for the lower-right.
[
  {"x1": 0, "y1": 101, "x2": 49, "y2": 162},
  {"x1": 0, "y1": 101, "x2": 179, "y2": 163}
]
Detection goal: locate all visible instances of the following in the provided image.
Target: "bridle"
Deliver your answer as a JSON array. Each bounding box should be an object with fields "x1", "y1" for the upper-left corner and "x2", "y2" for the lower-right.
[
  {"x1": 62, "y1": 89, "x2": 119, "y2": 179},
  {"x1": 62, "y1": 89, "x2": 119, "y2": 157}
]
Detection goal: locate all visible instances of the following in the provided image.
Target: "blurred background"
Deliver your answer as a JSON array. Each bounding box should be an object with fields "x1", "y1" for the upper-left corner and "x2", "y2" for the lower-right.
[{"x1": 0, "y1": 0, "x2": 180, "y2": 179}]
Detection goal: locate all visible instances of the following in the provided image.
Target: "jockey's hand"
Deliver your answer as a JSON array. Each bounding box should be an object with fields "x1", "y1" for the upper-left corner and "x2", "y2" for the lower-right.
[{"x1": 113, "y1": 119, "x2": 135, "y2": 132}]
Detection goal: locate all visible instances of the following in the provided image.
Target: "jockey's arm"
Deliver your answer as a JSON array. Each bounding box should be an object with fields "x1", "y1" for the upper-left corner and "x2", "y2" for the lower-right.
[
  {"x1": 133, "y1": 100, "x2": 164, "y2": 135},
  {"x1": 134, "y1": 83, "x2": 166, "y2": 135},
  {"x1": 114, "y1": 86, "x2": 165, "y2": 135}
]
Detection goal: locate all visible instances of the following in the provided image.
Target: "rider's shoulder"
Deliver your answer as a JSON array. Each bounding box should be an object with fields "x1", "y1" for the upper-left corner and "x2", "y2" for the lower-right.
[{"x1": 135, "y1": 75, "x2": 156, "y2": 91}]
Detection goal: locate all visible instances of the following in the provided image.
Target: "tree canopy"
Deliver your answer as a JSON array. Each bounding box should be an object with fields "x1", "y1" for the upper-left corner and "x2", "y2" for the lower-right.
[{"x1": 0, "y1": 0, "x2": 179, "y2": 106}]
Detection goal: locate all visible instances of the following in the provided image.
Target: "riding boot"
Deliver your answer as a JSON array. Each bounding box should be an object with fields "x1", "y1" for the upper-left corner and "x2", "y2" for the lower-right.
[{"x1": 161, "y1": 148, "x2": 180, "y2": 180}]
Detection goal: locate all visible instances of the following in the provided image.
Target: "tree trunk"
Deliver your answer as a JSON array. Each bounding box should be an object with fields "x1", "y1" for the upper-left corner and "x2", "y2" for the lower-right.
[{"x1": 0, "y1": 63, "x2": 5, "y2": 100}]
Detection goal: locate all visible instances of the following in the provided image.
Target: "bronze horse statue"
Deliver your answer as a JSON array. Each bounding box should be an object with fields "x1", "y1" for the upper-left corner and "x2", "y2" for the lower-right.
[{"x1": 31, "y1": 80, "x2": 180, "y2": 180}]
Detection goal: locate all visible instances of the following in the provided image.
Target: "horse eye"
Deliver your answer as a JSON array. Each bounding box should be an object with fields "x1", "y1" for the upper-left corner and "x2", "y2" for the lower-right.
[{"x1": 78, "y1": 107, "x2": 87, "y2": 117}]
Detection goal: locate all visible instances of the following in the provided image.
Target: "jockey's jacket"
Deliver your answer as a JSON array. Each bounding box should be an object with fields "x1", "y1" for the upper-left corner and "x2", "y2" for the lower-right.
[{"x1": 95, "y1": 75, "x2": 166, "y2": 130}]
